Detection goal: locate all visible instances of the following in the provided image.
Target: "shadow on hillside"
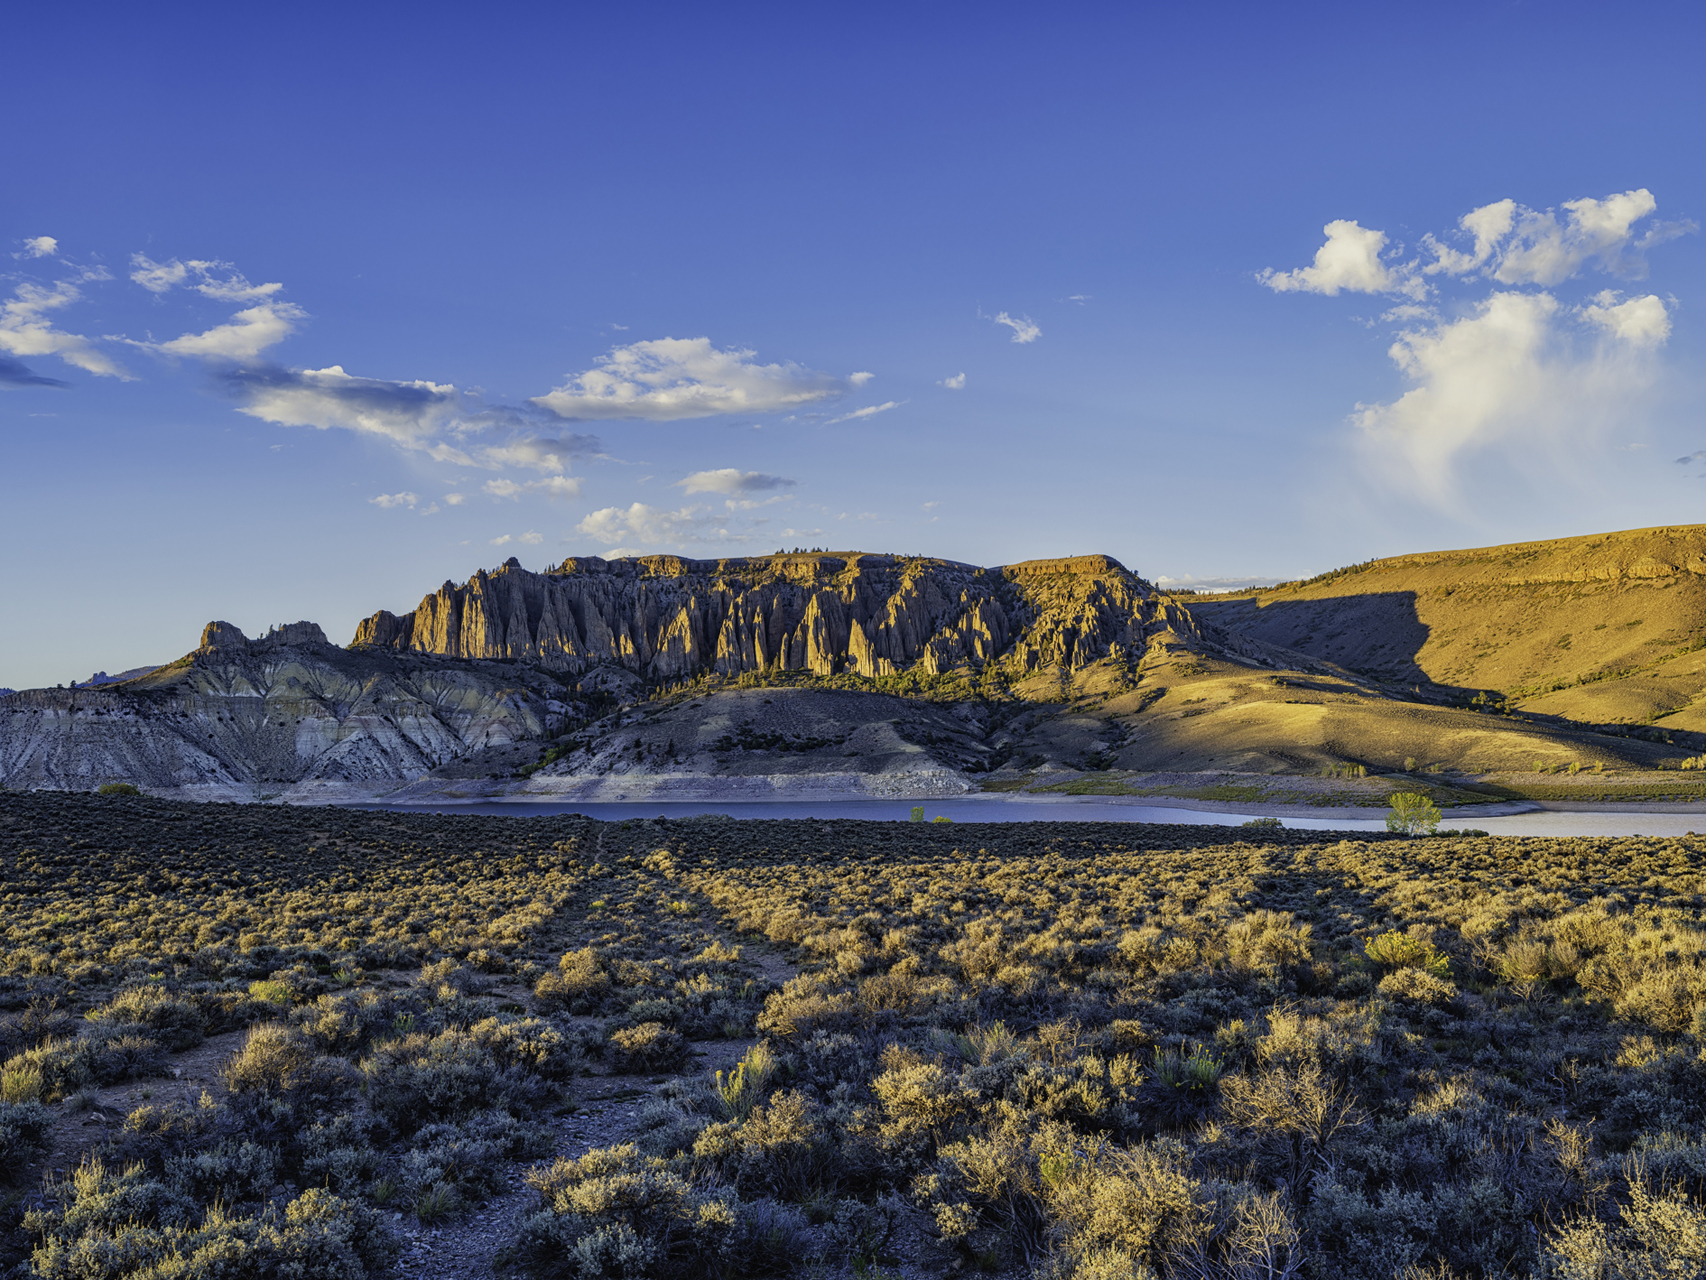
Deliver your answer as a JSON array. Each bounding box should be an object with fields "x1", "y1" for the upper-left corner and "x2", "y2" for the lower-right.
[{"x1": 1191, "y1": 590, "x2": 1440, "y2": 687}]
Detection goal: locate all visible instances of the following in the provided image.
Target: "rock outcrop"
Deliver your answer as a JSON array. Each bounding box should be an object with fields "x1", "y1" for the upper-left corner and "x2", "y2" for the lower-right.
[
  {"x1": 352, "y1": 551, "x2": 1170, "y2": 681},
  {"x1": 0, "y1": 626, "x2": 576, "y2": 798},
  {"x1": 0, "y1": 550, "x2": 1265, "y2": 798}
]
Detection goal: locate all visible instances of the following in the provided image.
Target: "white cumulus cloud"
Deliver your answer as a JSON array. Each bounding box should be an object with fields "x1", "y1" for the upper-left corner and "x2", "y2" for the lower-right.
[
  {"x1": 1479, "y1": 190, "x2": 1686, "y2": 286},
  {"x1": 445, "y1": 493, "x2": 466, "y2": 505},
  {"x1": 1580, "y1": 290, "x2": 1671, "y2": 347},
  {"x1": 1353, "y1": 290, "x2": 1670, "y2": 501},
  {"x1": 1260, "y1": 220, "x2": 1422, "y2": 298},
  {"x1": 519, "y1": 531, "x2": 544, "y2": 545},
  {"x1": 1266, "y1": 188, "x2": 1692, "y2": 509},
  {"x1": 369, "y1": 491, "x2": 419, "y2": 508},
  {"x1": 1270, "y1": 190, "x2": 1695, "y2": 301},
  {"x1": 533, "y1": 337, "x2": 852, "y2": 420},
  {"x1": 939, "y1": 372, "x2": 965, "y2": 389},
  {"x1": 16, "y1": 237, "x2": 58, "y2": 260}
]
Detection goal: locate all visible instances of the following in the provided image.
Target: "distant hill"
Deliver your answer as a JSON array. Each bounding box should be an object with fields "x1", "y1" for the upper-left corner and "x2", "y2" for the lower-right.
[{"x1": 1191, "y1": 524, "x2": 1706, "y2": 731}]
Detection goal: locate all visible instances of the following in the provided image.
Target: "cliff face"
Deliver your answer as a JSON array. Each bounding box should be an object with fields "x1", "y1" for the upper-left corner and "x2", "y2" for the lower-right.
[
  {"x1": 352, "y1": 551, "x2": 1167, "y2": 680},
  {"x1": 0, "y1": 552, "x2": 1239, "y2": 798},
  {"x1": 0, "y1": 621, "x2": 574, "y2": 796}
]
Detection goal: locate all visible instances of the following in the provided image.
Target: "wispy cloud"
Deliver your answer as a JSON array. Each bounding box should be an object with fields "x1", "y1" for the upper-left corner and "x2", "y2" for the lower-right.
[
  {"x1": 483, "y1": 476, "x2": 582, "y2": 500},
  {"x1": 151, "y1": 302, "x2": 307, "y2": 360},
  {"x1": 226, "y1": 364, "x2": 468, "y2": 445},
  {"x1": 15, "y1": 237, "x2": 57, "y2": 260},
  {"x1": 575, "y1": 501, "x2": 756, "y2": 548},
  {"x1": 676, "y1": 468, "x2": 795, "y2": 495},
  {"x1": 369, "y1": 491, "x2": 419, "y2": 508},
  {"x1": 0, "y1": 274, "x2": 128, "y2": 378},
  {"x1": 478, "y1": 434, "x2": 603, "y2": 473},
  {"x1": 938, "y1": 372, "x2": 965, "y2": 390},
  {"x1": 129, "y1": 254, "x2": 284, "y2": 302},
  {"x1": 987, "y1": 310, "x2": 1040, "y2": 343},
  {"x1": 533, "y1": 337, "x2": 856, "y2": 420},
  {"x1": 827, "y1": 400, "x2": 901, "y2": 424}
]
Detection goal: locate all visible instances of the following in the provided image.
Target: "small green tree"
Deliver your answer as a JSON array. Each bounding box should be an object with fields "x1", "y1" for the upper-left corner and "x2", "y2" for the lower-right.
[
  {"x1": 910, "y1": 806, "x2": 924, "y2": 822},
  {"x1": 1386, "y1": 791, "x2": 1441, "y2": 835}
]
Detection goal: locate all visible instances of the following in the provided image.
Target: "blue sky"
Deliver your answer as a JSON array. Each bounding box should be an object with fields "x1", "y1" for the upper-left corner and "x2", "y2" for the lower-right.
[{"x1": 4, "y1": 1, "x2": 1704, "y2": 689}]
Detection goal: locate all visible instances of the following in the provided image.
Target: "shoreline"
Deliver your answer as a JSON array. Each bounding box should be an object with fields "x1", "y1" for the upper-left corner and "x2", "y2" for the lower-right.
[{"x1": 355, "y1": 785, "x2": 1706, "y2": 820}]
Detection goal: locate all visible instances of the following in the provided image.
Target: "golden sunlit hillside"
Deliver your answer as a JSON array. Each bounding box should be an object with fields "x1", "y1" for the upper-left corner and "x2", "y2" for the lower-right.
[{"x1": 1191, "y1": 524, "x2": 1706, "y2": 732}]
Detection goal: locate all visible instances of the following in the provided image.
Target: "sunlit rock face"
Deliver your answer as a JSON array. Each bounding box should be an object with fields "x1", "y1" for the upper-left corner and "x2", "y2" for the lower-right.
[{"x1": 352, "y1": 551, "x2": 1168, "y2": 680}]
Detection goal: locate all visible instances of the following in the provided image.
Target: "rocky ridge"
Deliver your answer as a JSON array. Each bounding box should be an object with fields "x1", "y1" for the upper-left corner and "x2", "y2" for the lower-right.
[
  {"x1": 352, "y1": 551, "x2": 1171, "y2": 680},
  {"x1": 4, "y1": 552, "x2": 1230, "y2": 798}
]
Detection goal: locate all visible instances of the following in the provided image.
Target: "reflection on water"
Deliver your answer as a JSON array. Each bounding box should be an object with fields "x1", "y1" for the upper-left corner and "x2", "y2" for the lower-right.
[{"x1": 350, "y1": 795, "x2": 1706, "y2": 838}]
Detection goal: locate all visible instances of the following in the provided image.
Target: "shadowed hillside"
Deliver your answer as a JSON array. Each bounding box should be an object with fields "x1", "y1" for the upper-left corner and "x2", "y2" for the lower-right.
[{"x1": 1191, "y1": 525, "x2": 1706, "y2": 732}]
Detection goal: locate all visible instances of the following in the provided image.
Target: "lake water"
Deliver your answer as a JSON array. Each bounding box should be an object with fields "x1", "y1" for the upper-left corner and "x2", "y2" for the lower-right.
[{"x1": 353, "y1": 795, "x2": 1706, "y2": 838}]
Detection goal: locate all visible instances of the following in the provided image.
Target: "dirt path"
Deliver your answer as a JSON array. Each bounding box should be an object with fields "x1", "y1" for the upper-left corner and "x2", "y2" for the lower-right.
[
  {"x1": 392, "y1": 1034, "x2": 763, "y2": 1279},
  {"x1": 31, "y1": 1029, "x2": 245, "y2": 1184}
]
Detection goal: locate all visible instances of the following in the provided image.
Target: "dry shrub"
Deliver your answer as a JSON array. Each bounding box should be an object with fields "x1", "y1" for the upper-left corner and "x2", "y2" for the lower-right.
[
  {"x1": 222, "y1": 1023, "x2": 360, "y2": 1124},
  {"x1": 513, "y1": 1144, "x2": 800, "y2": 1279},
  {"x1": 0, "y1": 1100, "x2": 52, "y2": 1184},
  {"x1": 1378, "y1": 968, "x2": 1458, "y2": 1005},
  {"x1": 533, "y1": 947, "x2": 611, "y2": 1014},
  {"x1": 86, "y1": 986, "x2": 207, "y2": 1050},
  {"x1": 1226, "y1": 910, "x2": 1314, "y2": 973},
  {"x1": 608, "y1": 1022, "x2": 691, "y2": 1074},
  {"x1": 1364, "y1": 930, "x2": 1451, "y2": 978},
  {"x1": 692, "y1": 1089, "x2": 840, "y2": 1199},
  {"x1": 25, "y1": 1165, "x2": 394, "y2": 1280},
  {"x1": 361, "y1": 1027, "x2": 549, "y2": 1132},
  {"x1": 756, "y1": 975, "x2": 861, "y2": 1041}
]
